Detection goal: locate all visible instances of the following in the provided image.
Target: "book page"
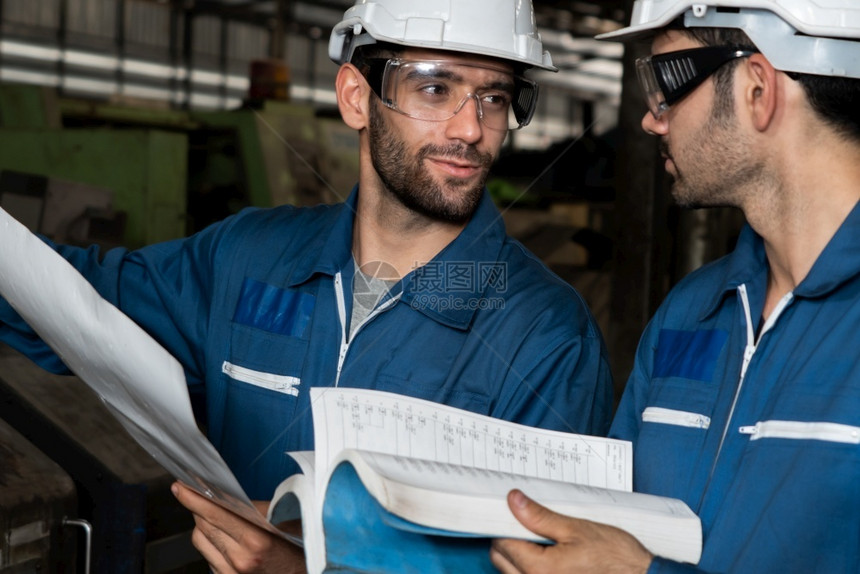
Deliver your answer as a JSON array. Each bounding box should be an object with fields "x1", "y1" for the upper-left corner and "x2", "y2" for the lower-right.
[
  {"x1": 310, "y1": 387, "x2": 631, "y2": 495},
  {"x1": 269, "y1": 450, "x2": 316, "y2": 525},
  {"x1": 268, "y1": 451, "x2": 327, "y2": 573},
  {"x1": 330, "y1": 450, "x2": 702, "y2": 565}
]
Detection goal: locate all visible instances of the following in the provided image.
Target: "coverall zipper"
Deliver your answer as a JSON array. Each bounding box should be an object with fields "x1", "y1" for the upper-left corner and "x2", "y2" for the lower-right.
[
  {"x1": 699, "y1": 284, "x2": 793, "y2": 507},
  {"x1": 333, "y1": 271, "x2": 400, "y2": 386}
]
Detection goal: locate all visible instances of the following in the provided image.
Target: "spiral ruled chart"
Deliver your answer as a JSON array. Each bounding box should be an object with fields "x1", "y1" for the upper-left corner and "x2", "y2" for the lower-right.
[{"x1": 310, "y1": 387, "x2": 631, "y2": 492}]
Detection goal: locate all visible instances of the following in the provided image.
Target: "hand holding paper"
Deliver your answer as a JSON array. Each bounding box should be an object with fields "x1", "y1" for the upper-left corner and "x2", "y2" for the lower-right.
[{"x1": 171, "y1": 482, "x2": 307, "y2": 573}]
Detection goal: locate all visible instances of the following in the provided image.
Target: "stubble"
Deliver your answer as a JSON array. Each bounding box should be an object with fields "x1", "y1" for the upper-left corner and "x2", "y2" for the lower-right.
[{"x1": 367, "y1": 99, "x2": 493, "y2": 224}]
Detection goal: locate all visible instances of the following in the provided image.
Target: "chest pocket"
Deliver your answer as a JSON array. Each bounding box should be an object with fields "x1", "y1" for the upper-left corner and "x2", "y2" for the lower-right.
[
  {"x1": 634, "y1": 329, "x2": 728, "y2": 499},
  {"x1": 224, "y1": 279, "x2": 315, "y2": 400},
  {"x1": 646, "y1": 328, "x2": 727, "y2": 416}
]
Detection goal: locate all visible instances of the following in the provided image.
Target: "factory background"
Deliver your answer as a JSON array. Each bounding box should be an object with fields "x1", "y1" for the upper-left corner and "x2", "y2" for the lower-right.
[{"x1": 0, "y1": 0, "x2": 744, "y2": 571}]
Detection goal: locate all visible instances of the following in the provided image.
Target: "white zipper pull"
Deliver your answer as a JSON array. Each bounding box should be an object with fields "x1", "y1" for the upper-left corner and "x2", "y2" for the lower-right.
[{"x1": 739, "y1": 344, "x2": 756, "y2": 380}]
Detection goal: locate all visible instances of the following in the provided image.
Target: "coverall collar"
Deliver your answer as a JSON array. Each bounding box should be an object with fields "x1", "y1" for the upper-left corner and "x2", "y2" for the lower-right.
[
  {"x1": 702, "y1": 199, "x2": 860, "y2": 319},
  {"x1": 289, "y1": 185, "x2": 508, "y2": 330}
]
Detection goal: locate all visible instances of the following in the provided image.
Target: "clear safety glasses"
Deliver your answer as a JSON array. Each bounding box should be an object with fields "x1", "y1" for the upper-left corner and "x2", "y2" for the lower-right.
[
  {"x1": 362, "y1": 58, "x2": 539, "y2": 131},
  {"x1": 636, "y1": 46, "x2": 756, "y2": 119}
]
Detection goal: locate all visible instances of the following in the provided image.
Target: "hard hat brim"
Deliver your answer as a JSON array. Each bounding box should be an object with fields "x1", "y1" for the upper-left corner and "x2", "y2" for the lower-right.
[{"x1": 595, "y1": 19, "x2": 673, "y2": 43}]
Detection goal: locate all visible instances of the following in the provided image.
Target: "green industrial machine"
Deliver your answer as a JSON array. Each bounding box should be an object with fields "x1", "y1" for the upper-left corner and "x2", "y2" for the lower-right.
[
  {"x1": 191, "y1": 100, "x2": 360, "y2": 226},
  {"x1": 0, "y1": 85, "x2": 188, "y2": 248},
  {"x1": 0, "y1": 83, "x2": 360, "y2": 249}
]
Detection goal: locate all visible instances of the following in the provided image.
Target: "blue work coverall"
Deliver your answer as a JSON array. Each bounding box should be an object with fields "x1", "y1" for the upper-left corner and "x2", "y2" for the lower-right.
[
  {"x1": 612, "y1": 203, "x2": 860, "y2": 573},
  {"x1": 0, "y1": 188, "x2": 613, "y2": 498}
]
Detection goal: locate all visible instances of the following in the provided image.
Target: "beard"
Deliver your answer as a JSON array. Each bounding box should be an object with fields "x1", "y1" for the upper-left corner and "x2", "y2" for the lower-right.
[
  {"x1": 664, "y1": 106, "x2": 763, "y2": 210},
  {"x1": 367, "y1": 99, "x2": 494, "y2": 224}
]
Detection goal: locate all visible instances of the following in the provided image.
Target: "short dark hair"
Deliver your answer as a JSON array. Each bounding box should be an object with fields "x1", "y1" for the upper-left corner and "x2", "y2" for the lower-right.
[
  {"x1": 349, "y1": 41, "x2": 401, "y2": 70},
  {"x1": 789, "y1": 73, "x2": 860, "y2": 143},
  {"x1": 681, "y1": 26, "x2": 860, "y2": 141}
]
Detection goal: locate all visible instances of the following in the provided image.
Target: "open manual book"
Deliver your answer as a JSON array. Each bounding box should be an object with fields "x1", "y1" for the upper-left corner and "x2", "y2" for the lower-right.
[
  {"x1": 268, "y1": 387, "x2": 703, "y2": 573},
  {"x1": 0, "y1": 205, "x2": 701, "y2": 573}
]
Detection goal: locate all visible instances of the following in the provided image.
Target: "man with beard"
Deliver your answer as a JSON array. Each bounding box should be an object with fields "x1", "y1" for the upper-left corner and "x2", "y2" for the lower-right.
[
  {"x1": 491, "y1": 1, "x2": 860, "y2": 573},
  {"x1": 0, "y1": 0, "x2": 614, "y2": 571}
]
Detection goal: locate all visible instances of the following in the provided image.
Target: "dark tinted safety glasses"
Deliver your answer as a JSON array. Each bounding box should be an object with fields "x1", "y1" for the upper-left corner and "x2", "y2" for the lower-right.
[{"x1": 636, "y1": 46, "x2": 756, "y2": 119}]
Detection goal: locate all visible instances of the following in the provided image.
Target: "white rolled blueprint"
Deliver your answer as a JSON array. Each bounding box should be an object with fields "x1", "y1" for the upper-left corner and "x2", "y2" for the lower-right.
[{"x1": 0, "y1": 206, "x2": 278, "y2": 532}]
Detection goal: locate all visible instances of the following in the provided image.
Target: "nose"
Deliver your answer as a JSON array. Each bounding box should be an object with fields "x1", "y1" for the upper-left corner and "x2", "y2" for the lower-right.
[
  {"x1": 445, "y1": 95, "x2": 483, "y2": 143},
  {"x1": 641, "y1": 109, "x2": 668, "y2": 136}
]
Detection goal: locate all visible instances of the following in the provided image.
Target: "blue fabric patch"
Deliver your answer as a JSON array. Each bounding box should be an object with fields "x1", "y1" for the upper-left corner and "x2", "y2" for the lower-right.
[
  {"x1": 653, "y1": 329, "x2": 728, "y2": 382},
  {"x1": 233, "y1": 278, "x2": 315, "y2": 337}
]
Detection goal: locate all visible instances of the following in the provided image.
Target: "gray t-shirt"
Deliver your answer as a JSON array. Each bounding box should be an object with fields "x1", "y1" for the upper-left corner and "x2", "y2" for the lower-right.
[{"x1": 350, "y1": 266, "x2": 397, "y2": 340}]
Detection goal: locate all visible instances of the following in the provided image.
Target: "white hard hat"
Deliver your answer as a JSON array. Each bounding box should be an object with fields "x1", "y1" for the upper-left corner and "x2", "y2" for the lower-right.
[
  {"x1": 596, "y1": 1, "x2": 860, "y2": 79},
  {"x1": 328, "y1": 0, "x2": 557, "y2": 71}
]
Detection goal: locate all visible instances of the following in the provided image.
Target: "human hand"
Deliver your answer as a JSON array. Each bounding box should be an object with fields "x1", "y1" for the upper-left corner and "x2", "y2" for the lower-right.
[
  {"x1": 171, "y1": 481, "x2": 307, "y2": 574},
  {"x1": 490, "y1": 489, "x2": 653, "y2": 574}
]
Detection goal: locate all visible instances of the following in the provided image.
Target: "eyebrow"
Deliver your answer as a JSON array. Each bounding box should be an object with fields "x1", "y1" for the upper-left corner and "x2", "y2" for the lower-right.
[
  {"x1": 404, "y1": 66, "x2": 461, "y2": 82},
  {"x1": 483, "y1": 80, "x2": 516, "y2": 94},
  {"x1": 404, "y1": 66, "x2": 515, "y2": 93}
]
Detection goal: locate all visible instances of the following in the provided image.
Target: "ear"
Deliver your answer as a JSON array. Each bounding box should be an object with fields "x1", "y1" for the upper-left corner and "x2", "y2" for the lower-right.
[
  {"x1": 336, "y1": 63, "x2": 371, "y2": 130},
  {"x1": 744, "y1": 53, "x2": 779, "y2": 132}
]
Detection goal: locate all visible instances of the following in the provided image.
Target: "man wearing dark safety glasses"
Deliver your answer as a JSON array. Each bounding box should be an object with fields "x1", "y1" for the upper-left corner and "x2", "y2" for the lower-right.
[
  {"x1": 636, "y1": 45, "x2": 756, "y2": 119},
  {"x1": 493, "y1": 1, "x2": 860, "y2": 573}
]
